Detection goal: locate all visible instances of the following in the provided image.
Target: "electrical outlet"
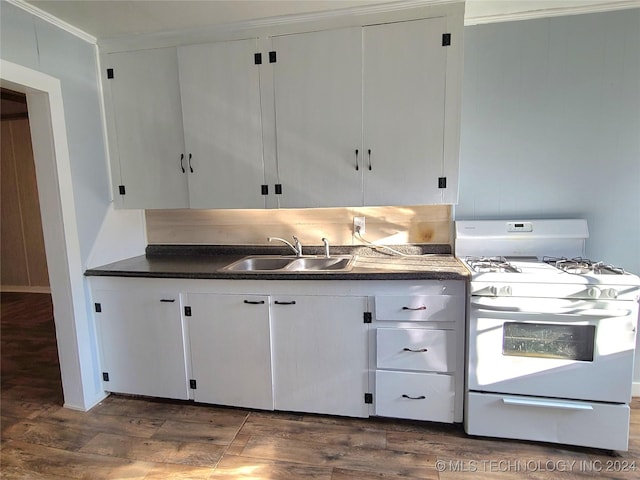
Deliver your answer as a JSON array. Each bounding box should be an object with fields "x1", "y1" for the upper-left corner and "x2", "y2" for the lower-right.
[{"x1": 353, "y1": 216, "x2": 366, "y2": 235}]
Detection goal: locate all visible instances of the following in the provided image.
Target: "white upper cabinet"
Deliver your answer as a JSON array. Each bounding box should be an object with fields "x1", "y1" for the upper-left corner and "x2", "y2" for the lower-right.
[
  {"x1": 271, "y1": 28, "x2": 363, "y2": 208},
  {"x1": 178, "y1": 39, "x2": 267, "y2": 208},
  {"x1": 363, "y1": 17, "x2": 448, "y2": 205},
  {"x1": 102, "y1": 2, "x2": 463, "y2": 208},
  {"x1": 104, "y1": 47, "x2": 189, "y2": 208}
]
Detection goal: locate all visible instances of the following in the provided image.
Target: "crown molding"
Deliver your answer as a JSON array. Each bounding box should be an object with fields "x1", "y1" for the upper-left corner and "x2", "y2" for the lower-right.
[
  {"x1": 464, "y1": 0, "x2": 640, "y2": 26},
  {"x1": 6, "y1": 0, "x2": 97, "y2": 44}
]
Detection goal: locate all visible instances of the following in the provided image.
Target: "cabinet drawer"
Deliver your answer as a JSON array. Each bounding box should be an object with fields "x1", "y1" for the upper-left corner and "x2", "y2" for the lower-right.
[
  {"x1": 466, "y1": 392, "x2": 630, "y2": 451},
  {"x1": 377, "y1": 328, "x2": 455, "y2": 372},
  {"x1": 375, "y1": 371, "x2": 454, "y2": 422},
  {"x1": 374, "y1": 295, "x2": 461, "y2": 322}
]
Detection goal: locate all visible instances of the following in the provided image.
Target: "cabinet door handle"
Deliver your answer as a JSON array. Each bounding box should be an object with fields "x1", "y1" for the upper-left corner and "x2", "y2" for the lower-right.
[
  {"x1": 402, "y1": 394, "x2": 426, "y2": 400},
  {"x1": 403, "y1": 347, "x2": 428, "y2": 353},
  {"x1": 274, "y1": 300, "x2": 296, "y2": 305},
  {"x1": 355, "y1": 149, "x2": 359, "y2": 171},
  {"x1": 243, "y1": 300, "x2": 265, "y2": 305},
  {"x1": 160, "y1": 299, "x2": 176, "y2": 303},
  {"x1": 402, "y1": 306, "x2": 426, "y2": 311},
  {"x1": 188, "y1": 153, "x2": 193, "y2": 173},
  {"x1": 180, "y1": 154, "x2": 185, "y2": 173},
  {"x1": 367, "y1": 149, "x2": 372, "y2": 171}
]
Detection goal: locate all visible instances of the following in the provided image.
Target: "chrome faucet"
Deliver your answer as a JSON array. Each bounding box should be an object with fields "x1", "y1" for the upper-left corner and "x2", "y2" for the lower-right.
[
  {"x1": 322, "y1": 237, "x2": 330, "y2": 258},
  {"x1": 268, "y1": 236, "x2": 303, "y2": 257}
]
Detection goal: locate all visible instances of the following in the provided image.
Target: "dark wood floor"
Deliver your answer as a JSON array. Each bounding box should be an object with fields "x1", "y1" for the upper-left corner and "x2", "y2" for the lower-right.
[{"x1": 2, "y1": 292, "x2": 639, "y2": 479}]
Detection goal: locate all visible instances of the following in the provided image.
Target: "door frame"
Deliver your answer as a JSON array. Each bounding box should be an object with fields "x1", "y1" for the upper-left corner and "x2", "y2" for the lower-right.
[{"x1": 1, "y1": 59, "x2": 106, "y2": 411}]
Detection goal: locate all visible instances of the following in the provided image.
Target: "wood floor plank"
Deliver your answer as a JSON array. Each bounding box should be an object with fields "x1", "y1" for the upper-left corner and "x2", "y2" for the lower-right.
[
  {"x1": 1, "y1": 439, "x2": 154, "y2": 479},
  {"x1": 240, "y1": 436, "x2": 438, "y2": 478},
  {"x1": 80, "y1": 432, "x2": 227, "y2": 467},
  {"x1": 225, "y1": 433, "x2": 251, "y2": 456},
  {"x1": 331, "y1": 467, "x2": 436, "y2": 480},
  {"x1": 151, "y1": 417, "x2": 246, "y2": 445},
  {"x1": 209, "y1": 454, "x2": 333, "y2": 479},
  {"x1": 92, "y1": 395, "x2": 247, "y2": 424},
  {"x1": 142, "y1": 463, "x2": 215, "y2": 479},
  {"x1": 2, "y1": 419, "x2": 98, "y2": 451},
  {"x1": 38, "y1": 405, "x2": 164, "y2": 438},
  {"x1": 240, "y1": 414, "x2": 387, "y2": 449}
]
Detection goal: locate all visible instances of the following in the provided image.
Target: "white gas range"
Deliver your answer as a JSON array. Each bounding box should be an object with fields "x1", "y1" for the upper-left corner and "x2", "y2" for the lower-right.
[{"x1": 455, "y1": 219, "x2": 640, "y2": 451}]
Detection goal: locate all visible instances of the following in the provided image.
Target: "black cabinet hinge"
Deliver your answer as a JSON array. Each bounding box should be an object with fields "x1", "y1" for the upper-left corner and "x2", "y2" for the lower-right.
[
  {"x1": 442, "y1": 33, "x2": 451, "y2": 46},
  {"x1": 275, "y1": 184, "x2": 282, "y2": 195},
  {"x1": 363, "y1": 312, "x2": 372, "y2": 324},
  {"x1": 269, "y1": 51, "x2": 277, "y2": 63},
  {"x1": 102, "y1": 372, "x2": 110, "y2": 382},
  {"x1": 106, "y1": 68, "x2": 114, "y2": 79},
  {"x1": 94, "y1": 303, "x2": 102, "y2": 313},
  {"x1": 184, "y1": 306, "x2": 192, "y2": 317},
  {"x1": 438, "y1": 177, "x2": 447, "y2": 189},
  {"x1": 364, "y1": 393, "x2": 373, "y2": 404},
  {"x1": 261, "y1": 185, "x2": 268, "y2": 195},
  {"x1": 189, "y1": 379, "x2": 197, "y2": 389},
  {"x1": 254, "y1": 53, "x2": 262, "y2": 65},
  {"x1": 118, "y1": 185, "x2": 126, "y2": 195}
]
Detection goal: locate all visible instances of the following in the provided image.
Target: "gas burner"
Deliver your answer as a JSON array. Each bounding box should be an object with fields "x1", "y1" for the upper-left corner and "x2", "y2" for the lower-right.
[
  {"x1": 465, "y1": 256, "x2": 522, "y2": 273},
  {"x1": 543, "y1": 257, "x2": 626, "y2": 275}
]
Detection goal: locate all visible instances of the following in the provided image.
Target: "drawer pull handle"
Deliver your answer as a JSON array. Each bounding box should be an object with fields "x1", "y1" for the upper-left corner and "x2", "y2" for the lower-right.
[
  {"x1": 402, "y1": 306, "x2": 426, "y2": 311},
  {"x1": 160, "y1": 299, "x2": 176, "y2": 303},
  {"x1": 402, "y1": 394, "x2": 426, "y2": 400},
  {"x1": 403, "y1": 347, "x2": 428, "y2": 353},
  {"x1": 243, "y1": 300, "x2": 265, "y2": 305},
  {"x1": 274, "y1": 301, "x2": 296, "y2": 305}
]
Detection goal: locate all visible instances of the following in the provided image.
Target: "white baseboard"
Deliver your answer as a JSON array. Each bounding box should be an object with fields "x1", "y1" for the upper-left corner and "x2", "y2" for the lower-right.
[
  {"x1": 64, "y1": 391, "x2": 109, "y2": 412},
  {"x1": 632, "y1": 382, "x2": 640, "y2": 397},
  {"x1": 1, "y1": 285, "x2": 51, "y2": 294}
]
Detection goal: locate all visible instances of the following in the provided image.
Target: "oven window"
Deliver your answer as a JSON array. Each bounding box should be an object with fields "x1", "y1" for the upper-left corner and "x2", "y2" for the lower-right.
[{"x1": 502, "y1": 322, "x2": 595, "y2": 361}]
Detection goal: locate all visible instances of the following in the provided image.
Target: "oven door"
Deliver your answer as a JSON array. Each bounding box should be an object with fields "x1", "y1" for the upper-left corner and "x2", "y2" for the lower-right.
[{"x1": 468, "y1": 296, "x2": 638, "y2": 403}]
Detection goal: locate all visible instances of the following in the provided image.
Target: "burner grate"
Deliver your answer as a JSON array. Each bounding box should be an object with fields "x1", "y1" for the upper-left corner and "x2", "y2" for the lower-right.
[
  {"x1": 465, "y1": 256, "x2": 522, "y2": 273},
  {"x1": 543, "y1": 257, "x2": 626, "y2": 275}
]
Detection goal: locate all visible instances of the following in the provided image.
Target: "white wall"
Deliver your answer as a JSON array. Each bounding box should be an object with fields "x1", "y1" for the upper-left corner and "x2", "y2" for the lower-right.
[
  {"x1": 0, "y1": 0, "x2": 112, "y2": 409},
  {"x1": 456, "y1": 8, "x2": 640, "y2": 275}
]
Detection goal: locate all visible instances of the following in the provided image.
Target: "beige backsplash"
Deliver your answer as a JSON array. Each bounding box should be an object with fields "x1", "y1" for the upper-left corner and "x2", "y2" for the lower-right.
[{"x1": 145, "y1": 205, "x2": 452, "y2": 247}]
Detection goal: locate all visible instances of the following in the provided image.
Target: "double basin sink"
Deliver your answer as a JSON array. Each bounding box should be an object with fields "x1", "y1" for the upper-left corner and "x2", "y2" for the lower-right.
[{"x1": 222, "y1": 255, "x2": 355, "y2": 273}]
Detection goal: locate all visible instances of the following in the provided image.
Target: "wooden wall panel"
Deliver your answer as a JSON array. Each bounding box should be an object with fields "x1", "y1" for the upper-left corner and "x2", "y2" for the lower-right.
[
  {"x1": 1, "y1": 121, "x2": 30, "y2": 286},
  {"x1": 146, "y1": 205, "x2": 451, "y2": 246},
  {"x1": 1, "y1": 118, "x2": 50, "y2": 290}
]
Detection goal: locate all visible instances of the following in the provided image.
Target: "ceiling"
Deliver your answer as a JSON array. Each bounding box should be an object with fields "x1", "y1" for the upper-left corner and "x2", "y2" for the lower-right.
[{"x1": 23, "y1": 0, "x2": 639, "y2": 40}]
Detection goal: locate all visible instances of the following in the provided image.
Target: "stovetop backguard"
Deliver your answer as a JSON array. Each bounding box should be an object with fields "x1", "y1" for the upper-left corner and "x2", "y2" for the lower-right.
[{"x1": 455, "y1": 219, "x2": 588, "y2": 260}]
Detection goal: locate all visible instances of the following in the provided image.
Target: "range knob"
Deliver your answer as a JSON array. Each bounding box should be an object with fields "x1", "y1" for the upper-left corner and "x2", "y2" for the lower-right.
[
  {"x1": 487, "y1": 286, "x2": 498, "y2": 296},
  {"x1": 499, "y1": 286, "x2": 513, "y2": 296},
  {"x1": 587, "y1": 287, "x2": 602, "y2": 299},
  {"x1": 603, "y1": 288, "x2": 619, "y2": 299}
]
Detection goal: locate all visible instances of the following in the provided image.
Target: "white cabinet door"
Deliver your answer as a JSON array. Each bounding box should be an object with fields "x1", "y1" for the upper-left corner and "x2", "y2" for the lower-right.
[
  {"x1": 186, "y1": 293, "x2": 273, "y2": 410},
  {"x1": 363, "y1": 17, "x2": 448, "y2": 205},
  {"x1": 272, "y1": 28, "x2": 363, "y2": 208},
  {"x1": 271, "y1": 295, "x2": 369, "y2": 417},
  {"x1": 94, "y1": 288, "x2": 189, "y2": 399},
  {"x1": 104, "y1": 48, "x2": 189, "y2": 208},
  {"x1": 178, "y1": 39, "x2": 266, "y2": 208}
]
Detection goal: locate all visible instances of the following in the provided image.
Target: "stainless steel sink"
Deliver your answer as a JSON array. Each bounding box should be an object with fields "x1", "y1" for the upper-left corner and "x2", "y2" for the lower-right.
[
  {"x1": 286, "y1": 256, "x2": 354, "y2": 271},
  {"x1": 221, "y1": 255, "x2": 354, "y2": 273},
  {"x1": 222, "y1": 256, "x2": 295, "y2": 272}
]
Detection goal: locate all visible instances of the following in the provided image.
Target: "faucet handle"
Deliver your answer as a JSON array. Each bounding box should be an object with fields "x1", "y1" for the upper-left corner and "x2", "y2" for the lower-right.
[
  {"x1": 292, "y1": 236, "x2": 303, "y2": 256},
  {"x1": 322, "y1": 237, "x2": 330, "y2": 258}
]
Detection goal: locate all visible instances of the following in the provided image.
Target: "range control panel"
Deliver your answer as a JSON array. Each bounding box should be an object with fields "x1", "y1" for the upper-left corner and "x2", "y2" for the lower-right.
[{"x1": 506, "y1": 222, "x2": 533, "y2": 232}]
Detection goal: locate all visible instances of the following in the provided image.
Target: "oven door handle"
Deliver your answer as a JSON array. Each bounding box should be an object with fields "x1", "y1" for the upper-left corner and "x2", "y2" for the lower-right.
[
  {"x1": 470, "y1": 297, "x2": 631, "y2": 317},
  {"x1": 502, "y1": 396, "x2": 593, "y2": 411}
]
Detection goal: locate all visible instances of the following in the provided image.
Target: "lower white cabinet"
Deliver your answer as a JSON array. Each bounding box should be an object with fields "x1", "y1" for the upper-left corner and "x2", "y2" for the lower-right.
[
  {"x1": 271, "y1": 295, "x2": 369, "y2": 418},
  {"x1": 93, "y1": 287, "x2": 190, "y2": 400},
  {"x1": 186, "y1": 293, "x2": 273, "y2": 410},
  {"x1": 90, "y1": 277, "x2": 464, "y2": 423}
]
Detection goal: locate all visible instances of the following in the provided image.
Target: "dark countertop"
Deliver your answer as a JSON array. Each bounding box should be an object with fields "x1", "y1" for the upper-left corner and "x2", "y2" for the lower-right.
[{"x1": 85, "y1": 244, "x2": 470, "y2": 281}]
